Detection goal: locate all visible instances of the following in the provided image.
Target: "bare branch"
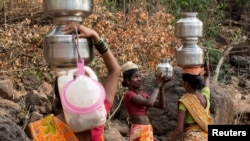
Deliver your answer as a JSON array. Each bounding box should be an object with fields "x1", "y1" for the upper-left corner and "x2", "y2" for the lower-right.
[{"x1": 213, "y1": 45, "x2": 234, "y2": 83}]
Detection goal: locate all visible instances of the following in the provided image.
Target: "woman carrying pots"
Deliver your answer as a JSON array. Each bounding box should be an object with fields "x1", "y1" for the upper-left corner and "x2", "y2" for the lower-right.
[
  {"x1": 28, "y1": 23, "x2": 120, "y2": 141},
  {"x1": 169, "y1": 62, "x2": 213, "y2": 141},
  {"x1": 121, "y1": 61, "x2": 171, "y2": 141}
]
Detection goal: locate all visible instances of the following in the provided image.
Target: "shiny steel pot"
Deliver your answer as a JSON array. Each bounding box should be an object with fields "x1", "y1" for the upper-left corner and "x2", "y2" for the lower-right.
[
  {"x1": 156, "y1": 58, "x2": 173, "y2": 78},
  {"x1": 175, "y1": 12, "x2": 203, "y2": 38},
  {"x1": 176, "y1": 39, "x2": 204, "y2": 67},
  {"x1": 43, "y1": 26, "x2": 94, "y2": 67},
  {"x1": 43, "y1": 0, "x2": 93, "y2": 18}
]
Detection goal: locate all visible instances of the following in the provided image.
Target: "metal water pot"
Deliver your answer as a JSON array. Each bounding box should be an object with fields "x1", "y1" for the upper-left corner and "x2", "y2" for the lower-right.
[
  {"x1": 175, "y1": 12, "x2": 203, "y2": 38},
  {"x1": 176, "y1": 39, "x2": 204, "y2": 67},
  {"x1": 156, "y1": 58, "x2": 173, "y2": 78},
  {"x1": 43, "y1": 26, "x2": 94, "y2": 67},
  {"x1": 43, "y1": 0, "x2": 93, "y2": 18}
]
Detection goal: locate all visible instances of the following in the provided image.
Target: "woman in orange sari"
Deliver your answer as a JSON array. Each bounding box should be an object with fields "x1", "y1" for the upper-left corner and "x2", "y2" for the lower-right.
[
  {"x1": 169, "y1": 63, "x2": 213, "y2": 141},
  {"x1": 121, "y1": 61, "x2": 171, "y2": 141}
]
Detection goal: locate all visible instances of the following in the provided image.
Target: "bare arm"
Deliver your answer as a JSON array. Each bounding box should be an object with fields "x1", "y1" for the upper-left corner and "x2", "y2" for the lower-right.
[
  {"x1": 169, "y1": 109, "x2": 186, "y2": 141},
  {"x1": 154, "y1": 86, "x2": 166, "y2": 110},
  {"x1": 154, "y1": 76, "x2": 172, "y2": 109},
  {"x1": 101, "y1": 50, "x2": 120, "y2": 105},
  {"x1": 131, "y1": 87, "x2": 160, "y2": 107},
  {"x1": 203, "y1": 61, "x2": 210, "y2": 88},
  {"x1": 131, "y1": 73, "x2": 170, "y2": 108},
  {"x1": 87, "y1": 31, "x2": 120, "y2": 105}
]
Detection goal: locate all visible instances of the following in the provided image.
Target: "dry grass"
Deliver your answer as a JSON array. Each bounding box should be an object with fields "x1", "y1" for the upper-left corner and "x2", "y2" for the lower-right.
[{"x1": 0, "y1": 0, "x2": 43, "y2": 25}]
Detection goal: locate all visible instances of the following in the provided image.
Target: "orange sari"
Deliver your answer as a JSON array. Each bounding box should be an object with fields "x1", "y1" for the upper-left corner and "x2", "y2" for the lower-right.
[
  {"x1": 178, "y1": 93, "x2": 213, "y2": 141},
  {"x1": 128, "y1": 124, "x2": 154, "y2": 141},
  {"x1": 29, "y1": 114, "x2": 105, "y2": 141},
  {"x1": 29, "y1": 114, "x2": 79, "y2": 141}
]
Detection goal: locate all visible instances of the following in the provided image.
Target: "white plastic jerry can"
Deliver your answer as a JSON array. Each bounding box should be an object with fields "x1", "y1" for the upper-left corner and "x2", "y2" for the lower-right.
[{"x1": 57, "y1": 66, "x2": 107, "y2": 132}]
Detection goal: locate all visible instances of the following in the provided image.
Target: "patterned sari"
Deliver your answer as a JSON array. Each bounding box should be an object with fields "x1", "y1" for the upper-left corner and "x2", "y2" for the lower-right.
[
  {"x1": 128, "y1": 124, "x2": 154, "y2": 141},
  {"x1": 29, "y1": 114, "x2": 79, "y2": 141},
  {"x1": 29, "y1": 114, "x2": 105, "y2": 141},
  {"x1": 178, "y1": 93, "x2": 213, "y2": 141}
]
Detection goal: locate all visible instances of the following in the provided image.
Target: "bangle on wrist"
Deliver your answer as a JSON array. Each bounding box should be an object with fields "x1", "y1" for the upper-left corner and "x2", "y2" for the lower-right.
[{"x1": 94, "y1": 38, "x2": 109, "y2": 54}]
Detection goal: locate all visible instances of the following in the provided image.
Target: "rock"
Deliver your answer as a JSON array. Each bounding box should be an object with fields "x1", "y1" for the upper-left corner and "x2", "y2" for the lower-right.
[
  {"x1": 22, "y1": 75, "x2": 42, "y2": 91},
  {"x1": 234, "y1": 102, "x2": 250, "y2": 114},
  {"x1": 104, "y1": 127, "x2": 127, "y2": 141},
  {"x1": 107, "y1": 120, "x2": 129, "y2": 136},
  {"x1": 24, "y1": 90, "x2": 52, "y2": 114},
  {"x1": 0, "y1": 98, "x2": 27, "y2": 126},
  {"x1": 0, "y1": 79, "x2": 26, "y2": 102},
  {"x1": 38, "y1": 81, "x2": 53, "y2": 97},
  {"x1": 29, "y1": 111, "x2": 43, "y2": 123},
  {"x1": 230, "y1": 76, "x2": 239, "y2": 86},
  {"x1": 210, "y1": 83, "x2": 234, "y2": 124},
  {"x1": 230, "y1": 55, "x2": 248, "y2": 68},
  {"x1": 238, "y1": 78, "x2": 250, "y2": 88},
  {"x1": 0, "y1": 79, "x2": 15, "y2": 99},
  {"x1": 0, "y1": 117, "x2": 31, "y2": 141}
]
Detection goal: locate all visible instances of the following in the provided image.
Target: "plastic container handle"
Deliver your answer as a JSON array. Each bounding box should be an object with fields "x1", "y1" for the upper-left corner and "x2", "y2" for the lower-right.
[
  {"x1": 77, "y1": 59, "x2": 85, "y2": 76},
  {"x1": 67, "y1": 67, "x2": 98, "y2": 81}
]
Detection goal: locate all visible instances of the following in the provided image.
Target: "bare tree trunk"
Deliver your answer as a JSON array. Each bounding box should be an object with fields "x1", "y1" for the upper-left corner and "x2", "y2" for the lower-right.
[
  {"x1": 213, "y1": 45, "x2": 234, "y2": 82},
  {"x1": 4, "y1": 0, "x2": 6, "y2": 30}
]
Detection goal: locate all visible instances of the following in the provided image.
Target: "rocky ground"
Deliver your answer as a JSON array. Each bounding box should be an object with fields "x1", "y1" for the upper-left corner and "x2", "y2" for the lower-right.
[{"x1": 0, "y1": 66, "x2": 250, "y2": 141}]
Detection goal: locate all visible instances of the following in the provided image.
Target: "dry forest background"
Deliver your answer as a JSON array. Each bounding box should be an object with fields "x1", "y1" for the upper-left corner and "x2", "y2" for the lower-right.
[
  {"x1": 1, "y1": 0, "x2": 249, "y2": 83},
  {"x1": 0, "y1": 0, "x2": 181, "y2": 85}
]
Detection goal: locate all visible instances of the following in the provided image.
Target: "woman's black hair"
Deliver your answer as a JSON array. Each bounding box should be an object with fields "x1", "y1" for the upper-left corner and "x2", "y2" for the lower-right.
[
  {"x1": 122, "y1": 69, "x2": 138, "y2": 87},
  {"x1": 182, "y1": 73, "x2": 204, "y2": 91}
]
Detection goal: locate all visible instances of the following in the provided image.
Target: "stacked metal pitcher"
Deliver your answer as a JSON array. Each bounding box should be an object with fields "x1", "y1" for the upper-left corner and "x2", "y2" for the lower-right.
[
  {"x1": 42, "y1": 0, "x2": 94, "y2": 67},
  {"x1": 175, "y1": 12, "x2": 204, "y2": 67}
]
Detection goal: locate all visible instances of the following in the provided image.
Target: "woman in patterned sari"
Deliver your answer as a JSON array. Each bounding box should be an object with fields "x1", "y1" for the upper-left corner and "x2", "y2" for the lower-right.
[
  {"x1": 28, "y1": 23, "x2": 120, "y2": 141},
  {"x1": 169, "y1": 62, "x2": 213, "y2": 141}
]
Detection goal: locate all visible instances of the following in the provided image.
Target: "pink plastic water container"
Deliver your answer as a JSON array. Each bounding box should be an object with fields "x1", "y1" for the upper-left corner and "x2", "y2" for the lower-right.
[{"x1": 57, "y1": 61, "x2": 107, "y2": 132}]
